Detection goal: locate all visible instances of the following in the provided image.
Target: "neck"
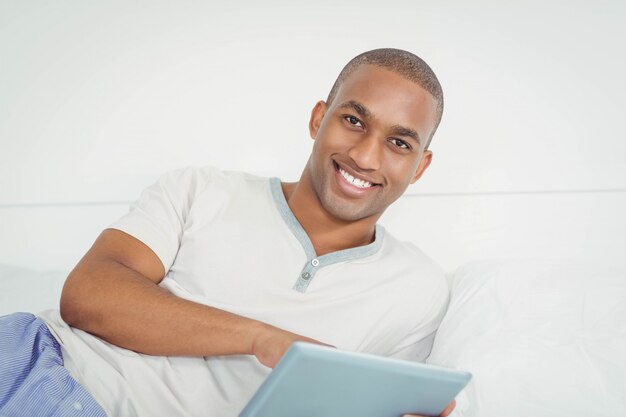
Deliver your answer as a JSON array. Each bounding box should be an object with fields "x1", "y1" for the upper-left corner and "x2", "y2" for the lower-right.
[{"x1": 281, "y1": 178, "x2": 379, "y2": 256}]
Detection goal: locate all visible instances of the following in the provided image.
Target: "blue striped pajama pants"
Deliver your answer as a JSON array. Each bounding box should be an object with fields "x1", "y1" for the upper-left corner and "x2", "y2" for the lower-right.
[{"x1": 0, "y1": 313, "x2": 107, "y2": 417}]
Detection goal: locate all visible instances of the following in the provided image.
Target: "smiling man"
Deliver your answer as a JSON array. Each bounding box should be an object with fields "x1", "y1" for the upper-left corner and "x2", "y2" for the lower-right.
[
  {"x1": 292, "y1": 61, "x2": 439, "y2": 252},
  {"x1": 0, "y1": 49, "x2": 453, "y2": 417}
]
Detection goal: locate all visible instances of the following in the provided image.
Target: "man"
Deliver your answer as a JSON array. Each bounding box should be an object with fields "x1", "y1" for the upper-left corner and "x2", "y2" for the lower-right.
[{"x1": 0, "y1": 48, "x2": 454, "y2": 417}]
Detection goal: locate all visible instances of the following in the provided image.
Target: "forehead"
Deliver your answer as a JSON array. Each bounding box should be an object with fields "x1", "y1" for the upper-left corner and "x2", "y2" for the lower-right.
[{"x1": 330, "y1": 65, "x2": 438, "y2": 143}]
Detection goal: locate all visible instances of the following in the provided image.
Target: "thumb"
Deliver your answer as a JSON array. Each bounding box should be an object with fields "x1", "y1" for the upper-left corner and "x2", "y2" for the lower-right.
[{"x1": 402, "y1": 399, "x2": 456, "y2": 417}]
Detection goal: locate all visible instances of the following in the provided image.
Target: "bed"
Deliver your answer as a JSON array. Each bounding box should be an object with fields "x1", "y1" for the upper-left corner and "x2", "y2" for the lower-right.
[
  {"x1": 2, "y1": 190, "x2": 625, "y2": 417},
  {"x1": 2, "y1": 1, "x2": 625, "y2": 415}
]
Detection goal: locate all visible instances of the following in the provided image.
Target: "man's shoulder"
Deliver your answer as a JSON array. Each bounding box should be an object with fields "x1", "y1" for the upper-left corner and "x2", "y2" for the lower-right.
[
  {"x1": 155, "y1": 165, "x2": 271, "y2": 196},
  {"x1": 158, "y1": 165, "x2": 268, "y2": 184},
  {"x1": 379, "y1": 229, "x2": 446, "y2": 286},
  {"x1": 380, "y1": 230, "x2": 440, "y2": 267}
]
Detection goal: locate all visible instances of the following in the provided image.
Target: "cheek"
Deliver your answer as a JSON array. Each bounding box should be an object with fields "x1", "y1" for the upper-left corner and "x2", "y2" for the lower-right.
[
  {"x1": 314, "y1": 127, "x2": 347, "y2": 157},
  {"x1": 385, "y1": 155, "x2": 420, "y2": 188},
  {"x1": 311, "y1": 139, "x2": 333, "y2": 164}
]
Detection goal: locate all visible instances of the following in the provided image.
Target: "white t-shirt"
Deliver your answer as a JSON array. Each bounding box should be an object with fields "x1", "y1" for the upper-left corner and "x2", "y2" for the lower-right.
[{"x1": 40, "y1": 166, "x2": 448, "y2": 417}]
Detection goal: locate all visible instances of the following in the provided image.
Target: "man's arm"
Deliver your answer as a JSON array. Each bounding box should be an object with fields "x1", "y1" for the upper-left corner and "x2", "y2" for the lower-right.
[{"x1": 60, "y1": 228, "x2": 323, "y2": 368}]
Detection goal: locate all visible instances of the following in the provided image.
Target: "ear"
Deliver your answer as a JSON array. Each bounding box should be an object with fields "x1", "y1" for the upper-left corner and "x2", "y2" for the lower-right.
[
  {"x1": 410, "y1": 150, "x2": 433, "y2": 184},
  {"x1": 309, "y1": 101, "x2": 327, "y2": 140}
]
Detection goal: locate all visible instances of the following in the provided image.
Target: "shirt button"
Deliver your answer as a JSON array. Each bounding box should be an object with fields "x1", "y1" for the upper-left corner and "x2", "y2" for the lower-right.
[
  {"x1": 311, "y1": 259, "x2": 320, "y2": 267},
  {"x1": 73, "y1": 401, "x2": 83, "y2": 411},
  {"x1": 301, "y1": 272, "x2": 311, "y2": 280}
]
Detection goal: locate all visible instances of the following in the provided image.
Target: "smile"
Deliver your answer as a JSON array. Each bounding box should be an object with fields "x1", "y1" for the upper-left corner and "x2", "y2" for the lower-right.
[
  {"x1": 339, "y1": 167, "x2": 373, "y2": 188},
  {"x1": 333, "y1": 161, "x2": 380, "y2": 190}
]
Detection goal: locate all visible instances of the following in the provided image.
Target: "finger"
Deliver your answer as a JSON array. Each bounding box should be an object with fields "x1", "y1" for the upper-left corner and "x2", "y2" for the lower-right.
[
  {"x1": 402, "y1": 398, "x2": 456, "y2": 417},
  {"x1": 440, "y1": 399, "x2": 456, "y2": 417}
]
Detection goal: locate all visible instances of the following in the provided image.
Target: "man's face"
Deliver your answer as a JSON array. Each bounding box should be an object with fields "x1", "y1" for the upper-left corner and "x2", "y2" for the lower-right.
[{"x1": 305, "y1": 64, "x2": 438, "y2": 222}]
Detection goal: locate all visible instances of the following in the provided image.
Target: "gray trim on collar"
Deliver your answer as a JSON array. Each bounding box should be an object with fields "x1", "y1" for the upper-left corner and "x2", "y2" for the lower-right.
[{"x1": 270, "y1": 177, "x2": 385, "y2": 292}]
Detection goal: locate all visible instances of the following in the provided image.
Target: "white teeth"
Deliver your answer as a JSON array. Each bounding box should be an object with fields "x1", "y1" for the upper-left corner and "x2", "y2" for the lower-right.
[{"x1": 339, "y1": 167, "x2": 373, "y2": 188}]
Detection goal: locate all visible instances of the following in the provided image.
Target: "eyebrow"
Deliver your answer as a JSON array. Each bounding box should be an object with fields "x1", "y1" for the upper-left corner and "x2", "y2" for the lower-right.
[
  {"x1": 390, "y1": 124, "x2": 421, "y2": 146},
  {"x1": 338, "y1": 100, "x2": 421, "y2": 145},
  {"x1": 338, "y1": 100, "x2": 372, "y2": 119}
]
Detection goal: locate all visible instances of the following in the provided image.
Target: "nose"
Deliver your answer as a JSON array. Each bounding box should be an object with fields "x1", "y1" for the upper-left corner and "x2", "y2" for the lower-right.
[{"x1": 347, "y1": 133, "x2": 382, "y2": 171}]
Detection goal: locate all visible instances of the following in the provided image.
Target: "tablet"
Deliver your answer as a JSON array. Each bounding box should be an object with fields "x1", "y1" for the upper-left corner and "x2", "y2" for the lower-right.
[{"x1": 239, "y1": 342, "x2": 471, "y2": 417}]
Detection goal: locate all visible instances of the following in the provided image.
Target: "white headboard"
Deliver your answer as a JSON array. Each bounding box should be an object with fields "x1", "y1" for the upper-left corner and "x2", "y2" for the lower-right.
[
  {"x1": 1, "y1": 1, "x2": 625, "y2": 272},
  {"x1": 1, "y1": 189, "x2": 624, "y2": 273}
]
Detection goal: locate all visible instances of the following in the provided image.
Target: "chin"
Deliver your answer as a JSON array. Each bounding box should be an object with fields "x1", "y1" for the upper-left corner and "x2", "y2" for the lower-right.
[
  {"x1": 320, "y1": 195, "x2": 379, "y2": 223},
  {"x1": 311, "y1": 166, "x2": 383, "y2": 222}
]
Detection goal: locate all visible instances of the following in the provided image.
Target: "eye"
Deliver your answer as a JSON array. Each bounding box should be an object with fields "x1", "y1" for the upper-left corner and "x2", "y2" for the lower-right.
[
  {"x1": 389, "y1": 138, "x2": 411, "y2": 150},
  {"x1": 344, "y1": 115, "x2": 364, "y2": 128}
]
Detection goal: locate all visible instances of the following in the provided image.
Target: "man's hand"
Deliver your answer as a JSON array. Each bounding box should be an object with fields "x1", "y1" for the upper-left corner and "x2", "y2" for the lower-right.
[
  {"x1": 403, "y1": 399, "x2": 456, "y2": 417},
  {"x1": 251, "y1": 324, "x2": 332, "y2": 368}
]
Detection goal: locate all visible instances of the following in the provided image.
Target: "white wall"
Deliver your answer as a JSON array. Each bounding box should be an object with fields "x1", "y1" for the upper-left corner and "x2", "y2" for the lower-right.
[{"x1": 1, "y1": 0, "x2": 625, "y2": 271}]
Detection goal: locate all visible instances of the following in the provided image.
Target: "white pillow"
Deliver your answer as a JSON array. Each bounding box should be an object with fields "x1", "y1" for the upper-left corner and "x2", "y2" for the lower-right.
[
  {"x1": 427, "y1": 260, "x2": 626, "y2": 417},
  {"x1": 0, "y1": 264, "x2": 67, "y2": 316}
]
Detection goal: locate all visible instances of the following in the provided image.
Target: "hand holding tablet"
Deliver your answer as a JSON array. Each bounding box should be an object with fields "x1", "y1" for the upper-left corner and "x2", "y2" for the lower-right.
[
  {"x1": 404, "y1": 399, "x2": 457, "y2": 417},
  {"x1": 240, "y1": 342, "x2": 471, "y2": 417}
]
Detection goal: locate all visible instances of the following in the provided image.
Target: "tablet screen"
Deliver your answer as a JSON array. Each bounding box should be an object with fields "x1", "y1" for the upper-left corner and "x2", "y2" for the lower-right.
[{"x1": 240, "y1": 342, "x2": 471, "y2": 417}]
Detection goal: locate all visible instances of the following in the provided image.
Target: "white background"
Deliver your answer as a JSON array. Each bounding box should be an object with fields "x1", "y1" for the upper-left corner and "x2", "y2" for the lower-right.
[{"x1": 1, "y1": 0, "x2": 625, "y2": 271}]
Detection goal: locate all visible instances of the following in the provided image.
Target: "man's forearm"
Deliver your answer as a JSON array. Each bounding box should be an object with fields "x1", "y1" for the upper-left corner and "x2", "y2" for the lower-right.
[{"x1": 60, "y1": 259, "x2": 266, "y2": 357}]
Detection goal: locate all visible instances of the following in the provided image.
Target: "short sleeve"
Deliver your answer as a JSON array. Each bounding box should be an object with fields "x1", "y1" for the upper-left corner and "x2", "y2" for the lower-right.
[{"x1": 108, "y1": 166, "x2": 216, "y2": 272}]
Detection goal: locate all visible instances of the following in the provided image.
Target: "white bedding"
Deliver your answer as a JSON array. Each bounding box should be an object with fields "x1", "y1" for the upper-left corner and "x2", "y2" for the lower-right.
[
  {"x1": 2, "y1": 260, "x2": 625, "y2": 416},
  {"x1": 428, "y1": 260, "x2": 626, "y2": 417},
  {"x1": 0, "y1": 264, "x2": 66, "y2": 316}
]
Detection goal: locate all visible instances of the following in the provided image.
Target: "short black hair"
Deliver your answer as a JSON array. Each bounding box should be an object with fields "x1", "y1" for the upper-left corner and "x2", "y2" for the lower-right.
[{"x1": 326, "y1": 48, "x2": 444, "y2": 148}]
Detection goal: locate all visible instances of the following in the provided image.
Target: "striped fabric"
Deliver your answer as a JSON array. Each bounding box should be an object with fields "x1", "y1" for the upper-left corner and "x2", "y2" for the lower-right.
[{"x1": 0, "y1": 313, "x2": 107, "y2": 417}]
